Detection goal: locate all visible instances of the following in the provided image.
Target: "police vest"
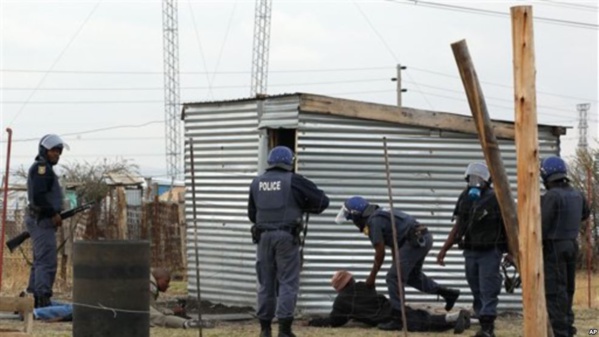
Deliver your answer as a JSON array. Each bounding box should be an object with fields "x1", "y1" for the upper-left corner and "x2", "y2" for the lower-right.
[
  {"x1": 456, "y1": 188, "x2": 507, "y2": 251},
  {"x1": 27, "y1": 159, "x2": 63, "y2": 214},
  {"x1": 542, "y1": 186, "x2": 585, "y2": 241},
  {"x1": 367, "y1": 208, "x2": 417, "y2": 247},
  {"x1": 251, "y1": 170, "x2": 303, "y2": 229}
]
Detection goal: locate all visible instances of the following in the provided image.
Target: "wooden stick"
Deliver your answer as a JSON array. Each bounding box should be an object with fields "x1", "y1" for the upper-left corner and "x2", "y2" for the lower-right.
[
  {"x1": 586, "y1": 165, "x2": 593, "y2": 308},
  {"x1": 511, "y1": 6, "x2": 551, "y2": 337},
  {"x1": 189, "y1": 138, "x2": 204, "y2": 337},
  {"x1": 382, "y1": 137, "x2": 408, "y2": 337},
  {"x1": 450, "y1": 40, "x2": 520, "y2": 268}
]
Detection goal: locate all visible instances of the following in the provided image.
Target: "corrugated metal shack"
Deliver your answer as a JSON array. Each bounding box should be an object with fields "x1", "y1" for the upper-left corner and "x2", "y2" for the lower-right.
[{"x1": 181, "y1": 93, "x2": 566, "y2": 314}]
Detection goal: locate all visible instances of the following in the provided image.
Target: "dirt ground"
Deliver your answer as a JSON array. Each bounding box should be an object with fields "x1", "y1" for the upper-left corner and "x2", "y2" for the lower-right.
[
  {"x1": 2, "y1": 271, "x2": 598, "y2": 336},
  {"x1": 0, "y1": 307, "x2": 598, "y2": 337}
]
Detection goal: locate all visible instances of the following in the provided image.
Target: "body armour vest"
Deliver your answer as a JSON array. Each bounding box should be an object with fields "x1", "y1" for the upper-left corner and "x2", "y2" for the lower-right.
[
  {"x1": 456, "y1": 188, "x2": 507, "y2": 251},
  {"x1": 27, "y1": 159, "x2": 63, "y2": 214},
  {"x1": 542, "y1": 186, "x2": 585, "y2": 241},
  {"x1": 367, "y1": 208, "x2": 417, "y2": 247},
  {"x1": 251, "y1": 170, "x2": 303, "y2": 230}
]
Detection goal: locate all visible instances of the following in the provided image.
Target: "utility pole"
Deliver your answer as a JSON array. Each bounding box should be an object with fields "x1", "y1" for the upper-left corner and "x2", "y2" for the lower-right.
[
  {"x1": 578, "y1": 103, "x2": 591, "y2": 149},
  {"x1": 391, "y1": 64, "x2": 407, "y2": 107},
  {"x1": 511, "y1": 6, "x2": 551, "y2": 337},
  {"x1": 162, "y1": 0, "x2": 182, "y2": 180},
  {"x1": 250, "y1": 0, "x2": 272, "y2": 97}
]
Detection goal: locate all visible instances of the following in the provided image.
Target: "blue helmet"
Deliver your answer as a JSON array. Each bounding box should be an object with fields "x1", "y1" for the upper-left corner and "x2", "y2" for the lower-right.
[
  {"x1": 540, "y1": 156, "x2": 568, "y2": 183},
  {"x1": 267, "y1": 146, "x2": 294, "y2": 171},
  {"x1": 335, "y1": 196, "x2": 370, "y2": 223}
]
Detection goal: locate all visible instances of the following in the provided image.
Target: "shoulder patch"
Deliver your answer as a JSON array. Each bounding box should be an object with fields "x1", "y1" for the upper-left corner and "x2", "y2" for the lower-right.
[{"x1": 37, "y1": 165, "x2": 46, "y2": 175}]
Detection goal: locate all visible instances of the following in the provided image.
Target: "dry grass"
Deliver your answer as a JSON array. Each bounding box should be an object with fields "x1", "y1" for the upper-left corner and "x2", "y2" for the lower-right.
[
  {"x1": 574, "y1": 270, "x2": 599, "y2": 307},
  {"x1": 2, "y1": 251, "x2": 598, "y2": 336}
]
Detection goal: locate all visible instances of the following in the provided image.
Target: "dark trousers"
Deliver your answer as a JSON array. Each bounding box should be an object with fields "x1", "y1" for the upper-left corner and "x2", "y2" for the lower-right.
[
  {"x1": 255, "y1": 230, "x2": 300, "y2": 320},
  {"x1": 25, "y1": 215, "x2": 57, "y2": 298},
  {"x1": 463, "y1": 248, "x2": 502, "y2": 317},
  {"x1": 386, "y1": 232, "x2": 440, "y2": 311},
  {"x1": 543, "y1": 240, "x2": 577, "y2": 337}
]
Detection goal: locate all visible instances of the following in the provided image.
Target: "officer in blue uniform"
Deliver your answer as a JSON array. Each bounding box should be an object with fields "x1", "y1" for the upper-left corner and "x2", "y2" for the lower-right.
[
  {"x1": 26, "y1": 134, "x2": 68, "y2": 308},
  {"x1": 540, "y1": 156, "x2": 589, "y2": 337},
  {"x1": 248, "y1": 146, "x2": 330, "y2": 337},
  {"x1": 336, "y1": 196, "x2": 460, "y2": 331},
  {"x1": 437, "y1": 162, "x2": 507, "y2": 337}
]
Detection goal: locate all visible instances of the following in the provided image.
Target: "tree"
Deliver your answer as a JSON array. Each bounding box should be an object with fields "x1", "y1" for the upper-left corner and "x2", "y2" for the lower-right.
[
  {"x1": 567, "y1": 148, "x2": 598, "y2": 271},
  {"x1": 60, "y1": 158, "x2": 139, "y2": 203}
]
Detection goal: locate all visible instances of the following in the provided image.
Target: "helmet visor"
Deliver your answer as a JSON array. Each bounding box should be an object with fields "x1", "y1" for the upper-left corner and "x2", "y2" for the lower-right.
[
  {"x1": 335, "y1": 205, "x2": 351, "y2": 224},
  {"x1": 467, "y1": 175, "x2": 486, "y2": 188},
  {"x1": 41, "y1": 134, "x2": 70, "y2": 151}
]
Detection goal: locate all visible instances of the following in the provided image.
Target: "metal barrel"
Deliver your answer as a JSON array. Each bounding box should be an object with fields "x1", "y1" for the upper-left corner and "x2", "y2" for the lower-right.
[{"x1": 73, "y1": 240, "x2": 150, "y2": 337}]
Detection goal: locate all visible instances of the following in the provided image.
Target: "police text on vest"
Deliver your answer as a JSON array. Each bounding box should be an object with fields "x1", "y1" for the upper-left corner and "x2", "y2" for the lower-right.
[{"x1": 259, "y1": 181, "x2": 281, "y2": 191}]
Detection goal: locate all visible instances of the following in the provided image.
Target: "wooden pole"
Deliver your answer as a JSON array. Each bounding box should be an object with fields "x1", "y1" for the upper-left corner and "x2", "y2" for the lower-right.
[
  {"x1": 0, "y1": 127, "x2": 13, "y2": 290},
  {"x1": 450, "y1": 40, "x2": 520, "y2": 268},
  {"x1": 382, "y1": 137, "x2": 408, "y2": 337},
  {"x1": 511, "y1": 6, "x2": 550, "y2": 337},
  {"x1": 586, "y1": 165, "x2": 593, "y2": 308},
  {"x1": 189, "y1": 138, "x2": 204, "y2": 337}
]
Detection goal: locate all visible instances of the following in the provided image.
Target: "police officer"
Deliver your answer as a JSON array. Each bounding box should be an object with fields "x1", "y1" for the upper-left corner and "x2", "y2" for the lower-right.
[
  {"x1": 248, "y1": 145, "x2": 330, "y2": 337},
  {"x1": 336, "y1": 196, "x2": 460, "y2": 331},
  {"x1": 437, "y1": 162, "x2": 507, "y2": 337},
  {"x1": 26, "y1": 134, "x2": 68, "y2": 308},
  {"x1": 540, "y1": 156, "x2": 589, "y2": 337}
]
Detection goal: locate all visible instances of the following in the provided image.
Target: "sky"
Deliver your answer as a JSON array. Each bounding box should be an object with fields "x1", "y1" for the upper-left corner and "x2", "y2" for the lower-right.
[{"x1": 1, "y1": 0, "x2": 597, "y2": 181}]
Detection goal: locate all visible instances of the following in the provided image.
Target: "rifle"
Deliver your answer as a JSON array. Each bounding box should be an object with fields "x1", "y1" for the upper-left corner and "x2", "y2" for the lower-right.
[{"x1": 5, "y1": 202, "x2": 96, "y2": 253}]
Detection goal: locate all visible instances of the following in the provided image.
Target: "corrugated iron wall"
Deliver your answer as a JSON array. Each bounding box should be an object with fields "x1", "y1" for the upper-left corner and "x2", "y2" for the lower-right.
[
  {"x1": 183, "y1": 97, "x2": 561, "y2": 314},
  {"x1": 184, "y1": 100, "x2": 260, "y2": 307},
  {"x1": 296, "y1": 112, "x2": 559, "y2": 313}
]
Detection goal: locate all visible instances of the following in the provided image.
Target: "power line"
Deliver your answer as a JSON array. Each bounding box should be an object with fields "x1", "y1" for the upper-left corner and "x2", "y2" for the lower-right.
[
  {"x1": 7, "y1": 0, "x2": 103, "y2": 127},
  {"x1": 352, "y1": 0, "x2": 436, "y2": 110},
  {"x1": 1, "y1": 100, "x2": 163, "y2": 104},
  {"x1": 8, "y1": 120, "x2": 165, "y2": 142},
  {"x1": 187, "y1": 0, "x2": 214, "y2": 99},
  {"x1": 402, "y1": 80, "x2": 581, "y2": 113},
  {"x1": 538, "y1": 0, "x2": 598, "y2": 11},
  {"x1": 0, "y1": 78, "x2": 391, "y2": 91},
  {"x1": 0, "y1": 66, "x2": 392, "y2": 75},
  {"x1": 386, "y1": 0, "x2": 599, "y2": 30},
  {"x1": 407, "y1": 66, "x2": 599, "y2": 102},
  {"x1": 208, "y1": 0, "x2": 238, "y2": 100}
]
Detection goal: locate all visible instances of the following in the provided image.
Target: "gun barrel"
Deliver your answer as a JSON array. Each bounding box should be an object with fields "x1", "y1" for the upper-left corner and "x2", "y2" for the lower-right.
[{"x1": 6, "y1": 231, "x2": 31, "y2": 252}]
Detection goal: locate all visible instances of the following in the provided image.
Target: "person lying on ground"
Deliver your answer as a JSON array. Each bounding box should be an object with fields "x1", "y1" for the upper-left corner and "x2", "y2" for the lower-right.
[
  {"x1": 150, "y1": 268, "x2": 214, "y2": 329},
  {"x1": 308, "y1": 270, "x2": 471, "y2": 334}
]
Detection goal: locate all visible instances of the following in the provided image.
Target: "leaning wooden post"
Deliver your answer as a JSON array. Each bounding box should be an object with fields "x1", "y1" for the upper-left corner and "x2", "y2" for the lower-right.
[
  {"x1": 511, "y1": 6, "x2": 551, "y2": 337},
  {"x1": 450, "y1": 40, "x2": 520, "y2": 268}
]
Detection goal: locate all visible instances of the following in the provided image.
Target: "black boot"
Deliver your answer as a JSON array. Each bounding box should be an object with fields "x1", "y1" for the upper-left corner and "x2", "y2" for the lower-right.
[
  {"x1": 259, "y1": 319, "x2": 272, "y2": 337},
  {"x1": 278, "y1": 317, "x2": 296, "y2": 337},
  {"x1": 437, "y1": 287, "x2": 460, "y2": 311},
  {"x1": 378, "y1": 310, "x2": 403, "y2": 331},
  {"x1": 474, "y1": 315, "x2": 495, "y2": 337},
  {"x1": 453, "y1": 309, "x2": 471, "y2": 334},
  {"x1": 35, "y1": 296, "x2": 51, "y2": 308}
]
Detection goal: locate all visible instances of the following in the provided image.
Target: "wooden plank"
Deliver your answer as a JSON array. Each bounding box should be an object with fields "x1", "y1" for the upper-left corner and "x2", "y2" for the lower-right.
[
  {"x1": 23, "y1": 312, "x2": 33, "y2": 334},
  {"x1": 0, "y1": 297, "x2": 34, "y2": 312},
  {"x1": 511, "y1": 5, "x2": 551, "y2": 337},
  {"x1": 299, "y1": 93, "x2": 518, "y2": 139},
  {"x1": 451, "y1": 39, "x2": 520, "y2": 269}
]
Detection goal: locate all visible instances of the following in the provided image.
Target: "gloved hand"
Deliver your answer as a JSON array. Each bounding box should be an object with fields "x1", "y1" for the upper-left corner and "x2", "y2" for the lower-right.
[
  {"x1": 184, "y1": 319, "x2": 215, "y2": 329},
  {"x1": 308, "y1": 317, "x2": 331, "y2": 327}
]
